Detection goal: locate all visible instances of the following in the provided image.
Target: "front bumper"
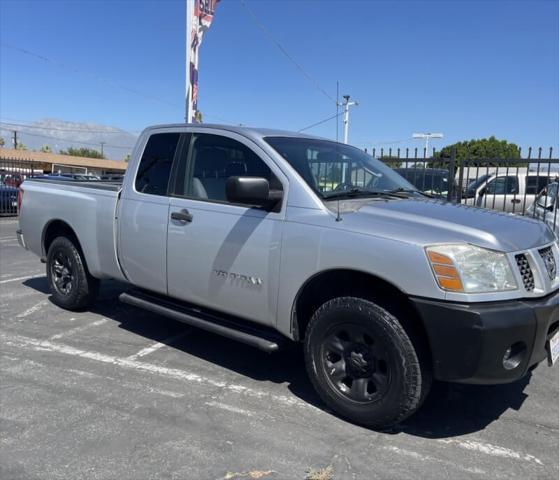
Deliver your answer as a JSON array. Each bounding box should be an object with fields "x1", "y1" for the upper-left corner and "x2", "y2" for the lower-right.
[{"x1": 411, "y1": 290, "x2": 559, "y2": 384}]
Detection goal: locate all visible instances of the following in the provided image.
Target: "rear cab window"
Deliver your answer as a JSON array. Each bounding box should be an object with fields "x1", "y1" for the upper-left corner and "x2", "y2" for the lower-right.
[{"x1": 135, "y1": 133, "x2": 181, "y2": 196}]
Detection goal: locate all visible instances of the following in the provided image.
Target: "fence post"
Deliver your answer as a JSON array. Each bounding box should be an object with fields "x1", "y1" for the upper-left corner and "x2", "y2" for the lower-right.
[
  {"x1": 456, "y1": 152, "x2": 465, "y2": 203},
  {"x1": 447, "y1": 148, "x2": 456, "y2": 202}
]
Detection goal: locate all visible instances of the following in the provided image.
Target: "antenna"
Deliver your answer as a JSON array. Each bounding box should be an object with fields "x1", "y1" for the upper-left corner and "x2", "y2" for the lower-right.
[{"x1": 336, "y1": 81, "x2": 339, "y2": 142}]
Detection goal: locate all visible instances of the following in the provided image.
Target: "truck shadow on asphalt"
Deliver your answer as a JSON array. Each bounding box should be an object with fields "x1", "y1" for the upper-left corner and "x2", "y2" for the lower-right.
[{"x1": 25, "y1": 277, "x2": 532, "y2": 439}]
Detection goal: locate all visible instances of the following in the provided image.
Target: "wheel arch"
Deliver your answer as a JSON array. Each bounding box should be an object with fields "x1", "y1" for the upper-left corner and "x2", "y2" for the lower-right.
[
  {"x1": 291, "y1": 268, "x2": 432, "y2": 364},
  {"x1": 42, "y1": 219, "x2": 89, "y2": 271}
]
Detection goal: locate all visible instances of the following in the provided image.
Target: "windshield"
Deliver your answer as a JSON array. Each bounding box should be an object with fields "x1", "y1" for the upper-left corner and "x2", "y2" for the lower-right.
[{"x1": 264, "y1": 136, "x2": 417, "y2": 198}]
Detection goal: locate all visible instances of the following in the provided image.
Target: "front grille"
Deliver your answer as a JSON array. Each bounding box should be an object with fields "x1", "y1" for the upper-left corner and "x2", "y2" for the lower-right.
[
  {"x1": 539, "y1": 246, "x2": 557, "y2": 281},
  {"x1": 515, "y1": 254, "x2": 535, "y2": 292}
]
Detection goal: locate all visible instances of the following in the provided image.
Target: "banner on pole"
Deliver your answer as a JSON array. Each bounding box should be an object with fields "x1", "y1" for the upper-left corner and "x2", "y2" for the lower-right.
[{"x1": 187, "y1": 0, "x2": 220, "y2": 123}]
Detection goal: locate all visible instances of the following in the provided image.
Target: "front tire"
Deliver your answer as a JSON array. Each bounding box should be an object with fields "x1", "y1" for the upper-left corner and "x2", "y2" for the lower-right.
[
  {"x1": 304, "y1": 297, "x2": 429, "y2": 429},
  {"x1": 46, "y1": 236, "x2": 99, "y2": 311}
]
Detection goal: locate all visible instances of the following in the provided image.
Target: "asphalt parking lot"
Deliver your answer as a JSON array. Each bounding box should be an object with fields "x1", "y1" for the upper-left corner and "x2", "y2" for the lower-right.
[{"x1": 0, "y1": 218, "x2": 558, "y2": 480}]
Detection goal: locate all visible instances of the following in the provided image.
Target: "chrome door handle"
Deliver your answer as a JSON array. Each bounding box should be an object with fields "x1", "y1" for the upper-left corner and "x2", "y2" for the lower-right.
[{"x1": 171, "y1": 209, "x2": 193, "y2": 223}]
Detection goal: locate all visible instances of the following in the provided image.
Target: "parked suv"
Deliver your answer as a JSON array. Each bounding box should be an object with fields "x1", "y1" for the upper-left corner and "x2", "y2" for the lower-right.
[{"x1": 17, "y1": 124, "x2": 559, "y2": 428}]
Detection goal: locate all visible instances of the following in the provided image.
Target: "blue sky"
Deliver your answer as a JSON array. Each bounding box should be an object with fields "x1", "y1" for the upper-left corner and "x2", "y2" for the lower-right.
[{"x1": 1, "y1": 0, "x2": 558, "y2": 152}]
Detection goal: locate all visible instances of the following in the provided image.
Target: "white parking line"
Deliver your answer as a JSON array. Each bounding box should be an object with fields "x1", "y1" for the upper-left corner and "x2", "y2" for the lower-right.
[
  {"x1": 204, "y1": 401, "x2": 253, "y2": 417},
  {"x1": 16, "y1": 299, "x2": 49, "y2": 318},
  {"x1": 125, "y1": 330, "x2": 191, "y2": 361},
  {"x1": 2, "y1": 331, "x2": 548, "y2": 470},
  {"x1": 1, "y1": 332, "x2": 308, "y2": 409},
  {"x1": 438, "y1": 438, "x2": 544, "y2": 465},
  {"x1": 382, "y1": 446, "x2": 487, "y2": 476},
  {"x1": 0, "y1": 274, "x2": 44, "y2": 285},
  {"x1": 49, "y1": 318, "x2": 109, "y2": 340}
]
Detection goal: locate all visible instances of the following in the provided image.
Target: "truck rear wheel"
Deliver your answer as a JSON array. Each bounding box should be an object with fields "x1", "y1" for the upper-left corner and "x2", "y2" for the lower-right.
[
  {"x1": 304, "y1": 297, "x2": 429, "y2": 429},
  {"x1": 46, "y1": 236, "x2": 99, "y2": 311}
]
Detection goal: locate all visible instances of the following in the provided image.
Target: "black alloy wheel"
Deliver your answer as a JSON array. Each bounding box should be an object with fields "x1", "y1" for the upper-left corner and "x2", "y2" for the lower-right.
[
  {"x1": 46, "y1": 236, "x2": 99, "y2": 310},
  {"x1": 50, "y1": 250, "x2": 75, "y2": 296},
  {"x1": 304, "y1": 297, "x2": 430, "y2": 429},
  {"x1": 321, "y1": 323, "x2": 391, "y2": 404}
]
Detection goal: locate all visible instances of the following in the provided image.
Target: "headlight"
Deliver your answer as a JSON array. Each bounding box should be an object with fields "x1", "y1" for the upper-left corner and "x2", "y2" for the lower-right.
[{"x1": 426, "y1": 244, "x2": 517, "y2": 293}]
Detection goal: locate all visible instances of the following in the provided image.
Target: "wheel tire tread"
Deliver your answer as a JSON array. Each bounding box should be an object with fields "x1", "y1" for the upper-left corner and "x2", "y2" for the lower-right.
[
  {"x1": 46, "y1": 236, "x2": 99, "y2": 311},
  {"x1": 304, "y1": 296, "x2": 428, "y2": 428}
]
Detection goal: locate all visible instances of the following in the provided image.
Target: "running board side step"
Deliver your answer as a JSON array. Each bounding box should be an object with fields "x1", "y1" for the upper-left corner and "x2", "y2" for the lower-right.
[{"x1": 119, "y1": 290, "x2": 285, "y2": 353}]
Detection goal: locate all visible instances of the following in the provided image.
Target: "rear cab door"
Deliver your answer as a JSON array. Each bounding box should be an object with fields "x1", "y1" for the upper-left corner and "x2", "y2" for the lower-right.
[{"x1": 117, "y1": 130, "x2": 186, "y2": 294}]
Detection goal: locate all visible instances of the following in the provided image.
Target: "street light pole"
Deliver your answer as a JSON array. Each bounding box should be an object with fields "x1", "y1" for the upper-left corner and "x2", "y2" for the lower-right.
[
  {"x1": 341, "y1": 95, "x2": 358, "y2": 144},
  {"x1": 412, "y1": 132, "x2": 444, "y2": 157}
]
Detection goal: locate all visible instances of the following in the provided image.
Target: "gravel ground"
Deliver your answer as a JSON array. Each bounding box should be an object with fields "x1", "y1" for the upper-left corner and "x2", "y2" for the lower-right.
[{"x1": 0, "y1": 218, "x2": 558, "y2": 480}]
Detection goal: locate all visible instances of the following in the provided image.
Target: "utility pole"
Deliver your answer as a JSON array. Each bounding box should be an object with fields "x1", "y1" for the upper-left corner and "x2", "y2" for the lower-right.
[
  {"x1": 100, "y1": 142, "x2": 106, "y2": 157},
  {"x1": 341, "y1": 95, "x2": 358, "y2": 144},
  {"x1": 12, "y1": 130, "x2": 17, "y2": 149}
]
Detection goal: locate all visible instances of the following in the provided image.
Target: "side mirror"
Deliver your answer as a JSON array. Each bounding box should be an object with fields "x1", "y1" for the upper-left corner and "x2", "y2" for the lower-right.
[
  {"x1": 226, "y1": 176, "x2": 277, "y2": 208},
  {"x1": 479, "y1": 186, "x2": 487, "y2": 196}
]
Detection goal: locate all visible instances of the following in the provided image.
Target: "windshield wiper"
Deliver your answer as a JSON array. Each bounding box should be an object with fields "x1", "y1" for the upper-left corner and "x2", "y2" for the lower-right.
[
  {"x1": 323, "y1": 188, "x2": 405, "y2": 200},
  {"x1": 385, "y1": 187, "x2": 429, "y2": 198}
]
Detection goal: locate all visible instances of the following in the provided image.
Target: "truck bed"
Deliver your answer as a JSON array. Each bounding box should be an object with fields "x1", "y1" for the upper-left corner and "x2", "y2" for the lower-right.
[{"x1": 19, "y1": 178, "x2": 125, "y2": 282}]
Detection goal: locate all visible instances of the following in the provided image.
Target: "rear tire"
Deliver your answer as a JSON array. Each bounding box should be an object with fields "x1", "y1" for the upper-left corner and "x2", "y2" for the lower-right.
[
  {"x1": 46, "y1": 236, "x2": 99, "y2": 311},
  {"x1": 304, "y1": 297, "x2": 430, "y2": 429}
]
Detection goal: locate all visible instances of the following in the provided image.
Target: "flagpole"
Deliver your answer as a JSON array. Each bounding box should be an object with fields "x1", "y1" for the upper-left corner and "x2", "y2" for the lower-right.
[{"x1": 185, "y1": 0, "x2": 194, "y2": 123}]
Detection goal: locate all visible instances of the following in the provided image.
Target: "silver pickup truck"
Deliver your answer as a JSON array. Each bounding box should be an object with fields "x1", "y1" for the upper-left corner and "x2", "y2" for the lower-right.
[{"x1": 17, "y1": 124, "x2": 559, "y2": 428}]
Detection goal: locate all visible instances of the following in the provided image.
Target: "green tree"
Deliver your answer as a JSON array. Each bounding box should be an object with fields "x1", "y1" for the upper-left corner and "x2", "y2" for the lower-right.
[
  {"x1": 40, "y1": 144, "x2": 52, "y2": 153},
  {"x1": 123, "y1": 153, "x2": 131, "y2": 162},
  {"x1": 59, "y1": 147, "x2": 105, "y2": 159},
  {"x1": 15, "y1": 142, "x2": 27, "y2": 150},
  {"x1": 436, "y1": 136, "x2": 521, "y2": 165},
  {"x1": 0, "y1": 137, "x2": 5, "y2": 147}
]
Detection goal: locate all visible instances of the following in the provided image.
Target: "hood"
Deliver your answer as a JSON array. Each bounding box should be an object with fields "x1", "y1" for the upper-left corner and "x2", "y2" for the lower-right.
[{"x1": 331, "y1": 197, "x2": 555, "y2": 252}]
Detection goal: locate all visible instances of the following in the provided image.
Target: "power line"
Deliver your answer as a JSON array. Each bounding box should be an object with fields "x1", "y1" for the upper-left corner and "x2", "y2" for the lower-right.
[
  {"x1": 298, "y1": 112, "x2": 343, "y2": 133},
  {"x1": 239, "y1": 0, "x2": 337, "y2": 105},
  {"x1": 0, "y1": 121, "x2": 132, "y2": 135},
  {"x1": 0, "y1": 129, "x2": 133, "y2": 150}
]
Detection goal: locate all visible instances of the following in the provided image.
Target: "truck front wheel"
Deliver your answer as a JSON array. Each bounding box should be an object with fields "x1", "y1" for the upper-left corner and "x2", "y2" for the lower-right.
[
  {"x1": 46, "y1": 236, "x2": 99, "y2": 311},
  {"x1": 304, "y1": 297, "x2": 429, "y2": 429}
]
